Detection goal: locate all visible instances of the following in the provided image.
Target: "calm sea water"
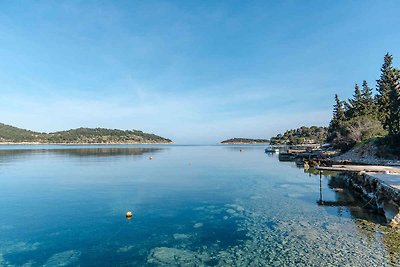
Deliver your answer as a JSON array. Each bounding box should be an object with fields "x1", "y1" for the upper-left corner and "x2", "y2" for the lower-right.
[{"x1": 0, "y1": 145, "x2": 399, "y2": 266}]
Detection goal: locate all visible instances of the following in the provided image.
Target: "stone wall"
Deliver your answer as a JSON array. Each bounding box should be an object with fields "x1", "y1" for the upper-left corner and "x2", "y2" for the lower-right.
[{"x1": 334, "y1": 172, "x2": 400, "y2": 228}]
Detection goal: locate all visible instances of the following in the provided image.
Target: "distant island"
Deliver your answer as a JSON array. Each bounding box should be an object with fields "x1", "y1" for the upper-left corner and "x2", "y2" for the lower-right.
[
  {"x1": 221, "y1": 138, "x2": 270, "y2": 144},
  {"x1": 0, "y1": 123, "x2": 172, "y2": 144}
]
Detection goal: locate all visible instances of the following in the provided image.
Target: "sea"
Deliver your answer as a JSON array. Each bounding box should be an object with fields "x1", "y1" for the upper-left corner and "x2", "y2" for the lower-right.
[{"x1": 0, "y1": 145, "x2": 399, "y2": 266}]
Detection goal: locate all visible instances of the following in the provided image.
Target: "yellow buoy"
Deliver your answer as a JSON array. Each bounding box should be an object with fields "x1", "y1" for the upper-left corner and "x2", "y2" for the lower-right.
[{"x1": 126, "y1": 211, "x2": 133, "y2": 218}]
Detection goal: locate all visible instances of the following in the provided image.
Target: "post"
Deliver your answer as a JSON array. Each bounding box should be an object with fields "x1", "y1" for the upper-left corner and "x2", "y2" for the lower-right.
[{"x1": 319, "y1": 170, "x2": 323, "y2": 204}]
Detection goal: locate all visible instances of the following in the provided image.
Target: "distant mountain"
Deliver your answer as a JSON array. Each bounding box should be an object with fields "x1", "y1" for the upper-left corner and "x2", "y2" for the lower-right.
[
  {"x1": 221, "y1": 138, "x2": 270, "y2": 144},
  {"x1": 0, "y1": 123, "x2": 172, "y2": 144}
]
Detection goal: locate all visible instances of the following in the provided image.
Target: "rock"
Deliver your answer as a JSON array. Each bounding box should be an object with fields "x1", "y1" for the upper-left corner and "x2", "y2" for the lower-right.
[
  {"x1": 117, "y1": 245, "x2": 135, "y2": 253},
  {"x1": 226, "y1": 209, "x2": 236, "y2": 215},
  {"x1": 147, "y1": 247, "x2": 198, "y2": 265},
  {"x1": 173, "y1": 233, "x2": 190, "y2": 240},
  {"x1": 193, "y1": 222, "x2": 203, "y2": 228},
  {"x1": 44, "y1": 250, "x2": 81, "y2": 266}
]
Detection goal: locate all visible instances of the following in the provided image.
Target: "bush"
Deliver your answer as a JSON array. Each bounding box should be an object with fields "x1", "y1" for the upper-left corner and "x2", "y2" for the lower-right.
[{"x1": 330, "y1": 116, "x2": 386, "y2": 151}]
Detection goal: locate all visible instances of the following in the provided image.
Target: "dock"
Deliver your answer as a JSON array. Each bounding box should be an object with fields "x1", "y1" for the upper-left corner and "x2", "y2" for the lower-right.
[
  {"x1": 316, "y1": 164, "x2": 400, "y2": 228},
  {"x1": 316, "y1": 165, "x2": 400, "y2": 174}
]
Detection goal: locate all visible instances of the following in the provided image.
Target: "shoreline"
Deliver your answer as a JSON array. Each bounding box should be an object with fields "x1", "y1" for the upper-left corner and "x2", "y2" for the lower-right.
[
  {"x1": 0, "y1": 142, "x2": 173, "y2": 145},
  {"x1": 220, "y1": 142, "x2": 270, "y2": 145}
]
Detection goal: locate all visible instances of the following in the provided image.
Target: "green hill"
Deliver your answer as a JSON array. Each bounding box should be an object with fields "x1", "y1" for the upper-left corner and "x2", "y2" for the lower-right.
[
  {"x1": 0, "y1": 123, "x2": 172, "y2": 144},
  {"x1": 270, "y1": 126, "x2": 327, "y2": 145}
]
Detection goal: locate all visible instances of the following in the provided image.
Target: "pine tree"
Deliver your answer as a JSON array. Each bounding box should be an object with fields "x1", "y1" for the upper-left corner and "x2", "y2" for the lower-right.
[
  {"x1": 327, "y1": 94, "x2": 345, "y2": 143},
  {"x1": 343, "y1": 100, "x2": 353, "y2": 119},
  {"x1": 333, "y1": 94, "x2": 345, "y2": 124},
  {"x1": 348, "y1": 84, "x2": 363, "y2": 117},
  {"x1": 361, "y1": 80, "x2": 376, "y2": 116},
  {"x1": 376, "y1": 53, "x2": 394, "y2": 124},
  {"x1": 387, "y1": 68, "x2": 400, "y2": 143}
]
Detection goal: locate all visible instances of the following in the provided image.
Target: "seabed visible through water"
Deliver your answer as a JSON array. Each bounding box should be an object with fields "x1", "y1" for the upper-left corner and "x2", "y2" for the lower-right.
[{"x1": 0, "y1": 145, "x2": 399, "y2": 266}]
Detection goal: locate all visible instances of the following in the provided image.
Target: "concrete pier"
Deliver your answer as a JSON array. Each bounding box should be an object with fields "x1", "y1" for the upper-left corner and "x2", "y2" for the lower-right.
[
  {"x1": 316, "y1": 165, "x2": 400, "y2": 228},
  {"x1": 316, "y1": 165, "x2": 400, "y2": 174}
]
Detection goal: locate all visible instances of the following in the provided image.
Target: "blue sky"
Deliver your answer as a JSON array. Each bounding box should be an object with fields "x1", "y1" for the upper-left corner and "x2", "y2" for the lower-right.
[{"x1": 1, "y1": 1, "x2": 400, "y2": 143}]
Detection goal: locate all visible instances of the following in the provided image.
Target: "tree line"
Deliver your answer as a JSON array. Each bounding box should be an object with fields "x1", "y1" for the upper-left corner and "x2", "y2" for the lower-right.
[
  {"x1": 270, "y1": 126, "x2": 327, "y2": 145},
  {"x1": 328, "y1": 53, "x2": 400, "y2": 150},
  {"x1": 0, "y1": 123, "x2": 172, "y2": 143}
]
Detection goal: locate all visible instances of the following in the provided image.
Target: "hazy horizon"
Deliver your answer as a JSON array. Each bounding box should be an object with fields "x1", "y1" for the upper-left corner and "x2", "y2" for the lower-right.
[{"x1": 1, "y1": 1, "x2": 400, "y2": 144}]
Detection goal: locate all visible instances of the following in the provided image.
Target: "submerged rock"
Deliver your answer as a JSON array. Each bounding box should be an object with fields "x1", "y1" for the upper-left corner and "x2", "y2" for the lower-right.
[
  {"x1": 0, "y1": 241, "x2": 40, "y2": 266},
  {"x1": 226, "y1": 209, "x2": 236, "y2": 215},
  {"x1": 147, "y1": 247, "x2": 198, "y2": 265},
  {"x1": 173, "y1": 233, "x2": 190, "y2": 240},
  {"x1": 44, "y1": 250, "x2": 81, "y2": 266},
  {"x1": 193, "y1": 222, "x2": 204, "y2": 228},
  {"x1": 117, "y1": 245, "x2": 135, "y2": 253}
]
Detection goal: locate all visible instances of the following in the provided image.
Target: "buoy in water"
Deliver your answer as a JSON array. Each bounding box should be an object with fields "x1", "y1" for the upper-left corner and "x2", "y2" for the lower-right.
[
  {"x1": 126, "y1": 211, "x2": 133, "y2": 218},
  {"x1": 149, "y1": 156, "x2": 153, "y2": 160}
]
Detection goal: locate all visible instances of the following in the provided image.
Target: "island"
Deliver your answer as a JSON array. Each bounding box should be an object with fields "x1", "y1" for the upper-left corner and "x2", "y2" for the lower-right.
[
  {"x1": 220, "y1": 138, "x2": 270, "y2": 144},
  {"x1": 0, "y1": 123, "x2": 172, "y2": 144}
]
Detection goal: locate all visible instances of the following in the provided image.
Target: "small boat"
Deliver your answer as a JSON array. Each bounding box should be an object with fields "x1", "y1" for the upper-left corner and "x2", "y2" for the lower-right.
[{"x1": 265, "y1": 146, "x2": 279, "y2": 153}]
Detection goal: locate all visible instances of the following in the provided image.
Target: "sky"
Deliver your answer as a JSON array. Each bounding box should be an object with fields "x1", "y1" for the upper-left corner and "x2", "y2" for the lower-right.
[{"x1": 1, "y1": 1, "x2": 400, "y2": 144}]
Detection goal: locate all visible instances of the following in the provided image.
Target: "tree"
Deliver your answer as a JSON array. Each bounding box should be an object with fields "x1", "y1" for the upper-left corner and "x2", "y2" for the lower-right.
[
  {"x1": 330, "y1": 115, "x2": 386, "y2": 151},
  {"x1": 327, "y1": 94, "x2": 345, "y2": 142},
  {"x1": 333, "y1": 94, "x2": 345, "y2": 124},
  {"x1": 348, "y1": 83, "x2": 363, "y2": 117},
  {"x1": 387, "y1": 68, "x2": 400, "y2": 143},
  {"x1": 361, "y1": 80, "x2": 376, "y2": 116},
  {"x1": 376, "y1": 53, "x2": 394, "y2": 123}
]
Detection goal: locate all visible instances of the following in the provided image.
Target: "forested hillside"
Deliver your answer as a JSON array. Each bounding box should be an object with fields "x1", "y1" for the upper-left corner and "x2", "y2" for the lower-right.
[
  {"x1": 270, "y1": 126, "x2": 327, "y2": 145},
  {"x1": 0, "y1": 123, "x2": 172, "y2": 144}
]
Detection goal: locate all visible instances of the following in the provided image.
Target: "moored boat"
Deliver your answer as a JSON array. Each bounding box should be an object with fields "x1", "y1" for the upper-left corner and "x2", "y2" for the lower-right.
[{"x1": 265, "y1": 146, "x2": 280, "y2": 153}]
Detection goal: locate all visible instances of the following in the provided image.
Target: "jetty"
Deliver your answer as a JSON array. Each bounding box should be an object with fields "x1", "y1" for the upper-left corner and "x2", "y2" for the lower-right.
[
  {"x1": 316, "y1": 164, "x2": 400, "y2": 228},
  {"x1": 316, "y1": 165, "x2": 400, "y2": 174}
]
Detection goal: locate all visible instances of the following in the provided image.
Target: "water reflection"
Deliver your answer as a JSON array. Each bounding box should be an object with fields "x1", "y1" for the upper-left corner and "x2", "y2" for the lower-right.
[
  {"x1": 0, "y1": 147, "x2": 166, "y2": 162},
  {"x1": 222, "y1": 145, "x2": 267, "y2": 151}
]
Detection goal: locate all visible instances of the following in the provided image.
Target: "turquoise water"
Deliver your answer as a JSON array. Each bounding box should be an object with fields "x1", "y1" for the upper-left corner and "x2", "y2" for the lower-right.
[{"x1": 0, "y1": 145, "x2": 399, "y2": 266}]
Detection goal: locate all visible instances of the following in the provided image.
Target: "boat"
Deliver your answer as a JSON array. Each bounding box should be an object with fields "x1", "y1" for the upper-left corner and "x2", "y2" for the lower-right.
[{"x1": 265, "y1": 146, "x2": 279, "y2": 153}]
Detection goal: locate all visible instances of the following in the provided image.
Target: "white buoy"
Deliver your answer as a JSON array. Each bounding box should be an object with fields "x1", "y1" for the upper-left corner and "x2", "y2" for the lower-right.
[{"x1": 126, "y1": 211, "x2": 133, "y2": 218}]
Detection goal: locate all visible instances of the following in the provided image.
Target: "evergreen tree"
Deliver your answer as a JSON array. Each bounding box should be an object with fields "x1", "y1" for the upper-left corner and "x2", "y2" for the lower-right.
[
  {"x1": 343, "y1": 100, "x2": 353, "y2": 119},
  {"x1": 376, "y1": 53, "x2": 394, "y2": 123},
  {"x1": 333, "y1": 94, "x2": 345, "y2": 124},
  {"x1": 387, "y1": 68, "x2": 400, "y2": 143},
  {"x1": 327, "y1": 94, "x2": 345, "y2": 143},
  {"x1": 347, "y1": 84, "x2": 363, "y2": 117},
  {"x1": 361, "y1": 80, "x2": 376, "y2": 116}
]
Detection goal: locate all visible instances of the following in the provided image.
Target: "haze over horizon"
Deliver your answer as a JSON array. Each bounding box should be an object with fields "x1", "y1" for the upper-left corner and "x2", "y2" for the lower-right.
[{"x1": 1, "y1": 1, "x2": 400, "y2": 144}]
